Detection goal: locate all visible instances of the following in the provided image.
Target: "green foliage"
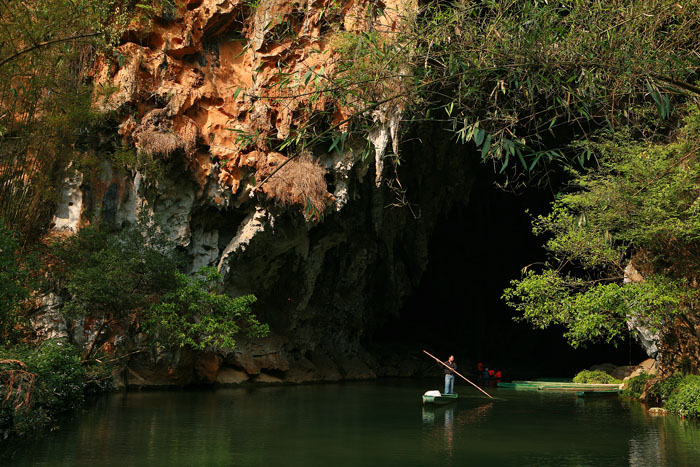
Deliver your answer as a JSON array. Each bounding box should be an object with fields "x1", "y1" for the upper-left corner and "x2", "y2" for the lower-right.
[
  {"x1": 144, "y1": 267, "x2": 268, "y2": 351},
  {"x1": 504, "y1": 272, "x2": 687, "y2": 348},
  {"x1": 0, "y1": 221, "x2": 29, "y2": 339},
  {"x1": 622, "y1": 372, "x2": 654, "y2": 399},
  {"x1": 261, "y1": 1, "x2": 700, "y2": 185},
  {"x1": 49, "y1": 225, "x2": 267, "y2": 359},
  {"x1": 649, "y1": 373, "x2": 685, "y2": 404},
  {"x1": 1, "y1": 340, "x2": 86, "y2": 439},
  {"x1": 406, "y1": 0, "x2": 700, "y2": 174},
  {"x1": 0, "y1": 1, "x2": 131, "y2": 239},
  {"x1": 665, "y1": 375, "x2": 700, "y2": 418},
  {"x1": 48, "y1": 224, "x2": 180, "y2": 360},
  {"x1": 572, "y1": 370, "x2": 621, "y2": 384},
  {"x1": 504, "y1": 106, "x2": 700, "y2": 351},
  {"x1": 108, "y1": 145, "x2": 170, "y2": 184},
  {"x1": 237, "y1": 0, "x2": 700, "y2": 217},
  {"x1": 50, "y1": 225, "x2": 181, "y2": 321},
  {"x1": 21, "y1": 341, "x2": 85, "y2": 413}
]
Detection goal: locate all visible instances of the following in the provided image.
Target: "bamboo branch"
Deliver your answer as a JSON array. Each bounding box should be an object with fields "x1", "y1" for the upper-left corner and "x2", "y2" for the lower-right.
[{"x1": 0, "y1": 32, "x2": 101, "y2": 69}]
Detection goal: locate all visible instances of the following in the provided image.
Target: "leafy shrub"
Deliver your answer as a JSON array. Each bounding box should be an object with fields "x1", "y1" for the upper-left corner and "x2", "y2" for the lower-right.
[
  {"x1": 648, "y1": 373, "x2": 684, "y2": 404},
  {"x1": 24, "y1": 340, "x2": 85, "y2": 413},
  {"x1": 0, "y1": 221, "x2": 30, "y2": 341},
  {"x1": 573, "y1": 370, "x2": 621, "y2": 384},
  {"x1": 0, "y1": 340, "x2": 85, "y2": 439},
  {"x1": 665, "y1": 375, "x2": 700, "y2": 418},
  {"x1": 49, "y1": 224, "x2": 183, "y2": 360},
  {"x1": 51, "y1": 226, "x2": 268, "y2": 359},
  {"x1": 144, "y1": 267, "x2": 268, "y2": 351},
  {"x1": 621, "y1": 372, "x2": 654, "y2": 399}
]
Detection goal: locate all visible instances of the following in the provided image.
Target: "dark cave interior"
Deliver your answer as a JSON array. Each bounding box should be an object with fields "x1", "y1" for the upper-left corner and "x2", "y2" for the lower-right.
[{"x1": 373, "y1": 161, "x2": 647, "y2": 380}]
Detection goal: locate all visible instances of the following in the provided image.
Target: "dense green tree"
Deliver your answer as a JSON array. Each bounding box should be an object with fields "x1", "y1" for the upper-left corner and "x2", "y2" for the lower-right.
[
  {"x1": 503, "y1": 105, "x2": 700, "y2": 371},
  {"x1": 145, "y1": 267, "x2": 268, "y2": 351},
  {"x1": 1, "y1": 340, "x2": 86, "y2": 439}
]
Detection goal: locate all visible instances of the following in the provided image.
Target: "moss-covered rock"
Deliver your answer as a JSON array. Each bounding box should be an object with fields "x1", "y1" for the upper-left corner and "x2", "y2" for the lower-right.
[{"x1": 573, "y1": 369, "x2": 621, "y2": 384}]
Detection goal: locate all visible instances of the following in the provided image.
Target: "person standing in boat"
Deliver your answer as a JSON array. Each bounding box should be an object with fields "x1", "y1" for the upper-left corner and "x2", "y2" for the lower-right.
[{"x1": 443, "y1": 355, "x2": 457, "y2": 395}]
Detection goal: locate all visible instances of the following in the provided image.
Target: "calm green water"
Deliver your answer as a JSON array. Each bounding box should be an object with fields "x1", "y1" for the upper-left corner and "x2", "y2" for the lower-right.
[{"x1": 5, "y1": 381, "x2": 700, "y2": 466}]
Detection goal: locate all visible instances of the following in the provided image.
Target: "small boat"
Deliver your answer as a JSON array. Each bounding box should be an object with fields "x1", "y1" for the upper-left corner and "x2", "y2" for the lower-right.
[{"x1": 422, "y1": 390, "x2": 459, "y2": 405}]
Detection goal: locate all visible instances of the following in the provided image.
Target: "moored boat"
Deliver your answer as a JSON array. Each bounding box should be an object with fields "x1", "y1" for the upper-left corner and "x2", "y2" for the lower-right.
[{"x1": 498, "y1": 380, "x2": 622, "y2": 394}]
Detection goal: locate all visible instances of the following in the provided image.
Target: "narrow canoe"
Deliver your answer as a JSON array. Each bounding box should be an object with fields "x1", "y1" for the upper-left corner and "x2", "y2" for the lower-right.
[
  {"x1": 532, "y1": 377, "x2": 573, "y2": 382},
  {"x1": 539, "y1": 386, "x2": 621, "y2": 392},
  {"x1": 496, "y1": 382, "x2": 540, "y2": 390},
  {"x1": 498, "y1": 381, "x2": 623, "y2": 393},
  {"x1": 576, "y1": 390, "x2": 621, "y2": 397},
  {"x1": 422, "y1": 393, "x2": 459, "y2": 405},
  {"x1": 512, "y1": 381, "x2": 621, "y2": 388}
]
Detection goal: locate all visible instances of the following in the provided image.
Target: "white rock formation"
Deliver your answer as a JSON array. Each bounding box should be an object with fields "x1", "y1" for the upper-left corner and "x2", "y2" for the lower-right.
[{"x1": 52, "y1": 169, "x2": 83, "y2": 232}]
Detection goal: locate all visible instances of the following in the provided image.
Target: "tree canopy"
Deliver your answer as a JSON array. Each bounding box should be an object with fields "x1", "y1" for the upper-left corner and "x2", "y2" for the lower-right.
[
  {"x1": 252, "y1": 0, "x2": 700, "y2": 192},
  {"x1": 503, "y1": 105, "x2": 700, "y2": 371}
]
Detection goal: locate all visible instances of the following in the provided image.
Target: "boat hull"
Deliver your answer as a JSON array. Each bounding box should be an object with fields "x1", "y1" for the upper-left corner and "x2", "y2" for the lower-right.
[
  {"x1": 576, "y1": 390, "x2": 621, "y2": 397},
  {"x1": 422, "y1": 393, "x2": 459, "y2": 405}
]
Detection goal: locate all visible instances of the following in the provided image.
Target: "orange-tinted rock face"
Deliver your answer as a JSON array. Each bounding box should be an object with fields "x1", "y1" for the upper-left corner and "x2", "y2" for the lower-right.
[
  {"x1": 95, "y1": 0, "x2": 410, "y2": 206},
  {"x1": 57, "y1": 0, "x2": 475, "y2": 387}
]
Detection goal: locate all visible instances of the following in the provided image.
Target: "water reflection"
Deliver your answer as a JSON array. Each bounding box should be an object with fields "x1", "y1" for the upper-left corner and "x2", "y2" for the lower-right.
[
  {"x1": 422, "y1": 401, "x2": 494, "y2": 465},
  {"x1": 627, "y1": 406, "x2": 700, "y2": 467},
  {"x1": 628, "y1": 429, "x2": 663, "y2": 467},
  {"x1": 5, "y1": 383, "x2": 700, "y2": 466},
  {"x1": 421, "y1": 402, "x2": 493, "y2": 428}
]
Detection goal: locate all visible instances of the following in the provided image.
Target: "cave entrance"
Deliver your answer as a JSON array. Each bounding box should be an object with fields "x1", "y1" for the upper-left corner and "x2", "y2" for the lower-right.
[{"x1": 372, "y1": 163, "x2": 647, "y2": 379}]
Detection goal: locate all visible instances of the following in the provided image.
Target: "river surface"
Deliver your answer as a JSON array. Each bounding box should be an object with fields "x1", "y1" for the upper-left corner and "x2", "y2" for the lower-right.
[{"x1": 5, "y1": 380, "x2": 700, "y2": 466}]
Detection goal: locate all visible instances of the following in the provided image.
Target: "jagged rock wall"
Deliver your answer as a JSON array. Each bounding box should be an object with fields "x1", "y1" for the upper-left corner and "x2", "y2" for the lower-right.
[{"x1": 43, "y1": 0, "x2": 476, "y2": 386}]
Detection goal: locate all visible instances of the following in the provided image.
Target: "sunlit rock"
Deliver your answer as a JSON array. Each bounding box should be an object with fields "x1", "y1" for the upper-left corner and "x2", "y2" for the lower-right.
[
  {"x1": 52, "y1": 169, "x2": 83, "y2": 232},
  {"x1": 30, "y1": 293, "x2": 69, "y2": 341},
  {"x1": 45, "y1": 0, "x2": 476, "y2": 386}
]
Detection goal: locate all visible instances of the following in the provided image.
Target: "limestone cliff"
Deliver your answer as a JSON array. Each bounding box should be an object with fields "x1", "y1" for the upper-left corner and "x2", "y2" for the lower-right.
[{"x1": 44, "y1": 0, "x2": 475, "y2": 386}]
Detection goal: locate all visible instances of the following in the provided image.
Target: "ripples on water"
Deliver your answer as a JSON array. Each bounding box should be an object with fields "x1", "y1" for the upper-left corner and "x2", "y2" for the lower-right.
[{"x1": 4, "y1": 381, "x2": 700, "y2": 466}]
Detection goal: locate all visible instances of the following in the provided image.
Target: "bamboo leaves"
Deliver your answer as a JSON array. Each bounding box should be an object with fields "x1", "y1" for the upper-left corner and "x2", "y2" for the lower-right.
[
  {"x1": 647, "y1": 81, "x2": 672, "y2": 120},
  {"x1": 399, "y1": 0, "x2": 700, "y2": 178},
  {"x1": 328, "y1": 131, "x2": 347, "y2": 156}
]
